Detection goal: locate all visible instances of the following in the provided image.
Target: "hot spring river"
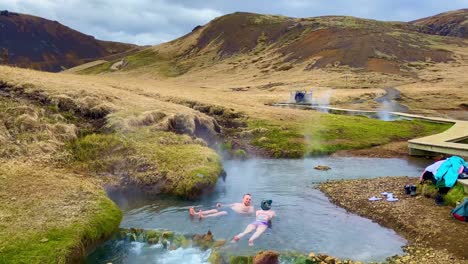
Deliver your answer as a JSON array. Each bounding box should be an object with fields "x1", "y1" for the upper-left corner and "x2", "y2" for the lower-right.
[{"x1": 87, "y1": 157, "x2": 428, "y2": 263}]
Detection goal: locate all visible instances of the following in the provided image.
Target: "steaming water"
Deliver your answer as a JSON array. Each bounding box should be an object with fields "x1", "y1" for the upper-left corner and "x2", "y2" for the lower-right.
[{"x1": 87, "y1": 157, "x2": 428, "y2": 264}]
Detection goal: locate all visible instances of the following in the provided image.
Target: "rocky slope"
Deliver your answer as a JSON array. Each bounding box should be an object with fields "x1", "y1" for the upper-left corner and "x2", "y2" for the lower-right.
[
  {"x1": 411, "y1": 9, "x2": 468, "y2": 38},
  {"x1": 0, "y1": 10, "x2": 136, "y2": 72}
]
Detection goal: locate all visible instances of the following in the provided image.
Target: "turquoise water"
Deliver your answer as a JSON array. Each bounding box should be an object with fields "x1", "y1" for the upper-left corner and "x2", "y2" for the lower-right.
[{"x1": 87, "y1": 157, "x2": 427, "y2": 263}]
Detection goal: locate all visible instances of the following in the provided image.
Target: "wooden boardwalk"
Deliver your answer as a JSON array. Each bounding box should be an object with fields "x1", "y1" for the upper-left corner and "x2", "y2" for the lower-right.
[{"x1": 401, "y1": 113, "x2": 468, "y2": 158}]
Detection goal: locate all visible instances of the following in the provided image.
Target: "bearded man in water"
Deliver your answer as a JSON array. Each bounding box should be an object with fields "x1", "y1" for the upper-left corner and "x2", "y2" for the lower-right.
[{"x1": 189, "y1": 193, "x2": 254, "y2": 219}]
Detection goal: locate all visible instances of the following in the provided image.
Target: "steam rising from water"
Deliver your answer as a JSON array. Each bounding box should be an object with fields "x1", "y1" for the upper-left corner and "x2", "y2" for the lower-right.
[{"x1": 377, "y1": 100, "x2": 395, "y2": 121}]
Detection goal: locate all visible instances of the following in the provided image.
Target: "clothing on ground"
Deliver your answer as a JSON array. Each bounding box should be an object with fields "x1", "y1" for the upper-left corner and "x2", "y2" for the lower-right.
[{"x1": 434, "y1": 156, "x2": 467, "y2": 188}]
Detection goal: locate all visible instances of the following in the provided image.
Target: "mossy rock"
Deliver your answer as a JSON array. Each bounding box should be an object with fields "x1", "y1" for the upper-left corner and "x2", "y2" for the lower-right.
[
  {"x1": 162, "y1": 231, "x2": 174, "y2": 240},
  {"x1": 230, "y1": 255, "x2": 254, "y2": 264},
  {"x1": 209, "y1": 250, "x2": 223, "y2": 264},
  {"x1": 147, "y1": 237, "x2": 158, "y2": 244},
  {"x1": 233, "y1": 149, "x2": 247, "y2": 159},
  {"x1": 173, "y1": 235, "x2": 190, "y2": 248},
  {"x1": 146, "y1": 230, "x2": 161, "y2": 240},
  {"x1": 253, "y1": 250, "x2": 279, "y2": 264}
]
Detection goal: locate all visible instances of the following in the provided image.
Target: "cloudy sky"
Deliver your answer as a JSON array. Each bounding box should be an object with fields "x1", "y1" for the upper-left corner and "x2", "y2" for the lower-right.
[{"x1": 2, "y1": 0, "x2": 468, "y2": 45}]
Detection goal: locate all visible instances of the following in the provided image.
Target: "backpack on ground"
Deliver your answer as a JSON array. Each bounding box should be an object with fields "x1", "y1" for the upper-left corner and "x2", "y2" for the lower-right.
[{"x1": 451, "y1": 198, "x2": 468, "y2": 222}]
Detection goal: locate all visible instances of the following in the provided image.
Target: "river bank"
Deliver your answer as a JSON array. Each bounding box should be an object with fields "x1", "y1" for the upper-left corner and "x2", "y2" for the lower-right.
[{"x1": 319, "y1": 176, "x2": 468, "y2": 263}]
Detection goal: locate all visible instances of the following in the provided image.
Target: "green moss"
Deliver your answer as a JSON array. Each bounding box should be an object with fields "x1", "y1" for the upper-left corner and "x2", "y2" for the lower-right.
[
  {"x1": 249, "y1": 120, "x2": 304, "y2": 158},
  {"x1": 445, "y1": 183, "x2": 467, "y2": 207},
  {"x1": 67, "y1": 128, "x2": 222, "y2": 198},
  {"x1": 220, "y1": 141, "x2": 233, "y2": 152},
  {"x1": 0, "y1": 199, "x2": 120, "y2": 264},
  {"x1": 68, "y1": 133, "x2": 131, "y2": 172},
  {"x1": 124, "y1": 129, "x2": 222, "y2": 198},
  {"x1": 229, "y1": 255, "x2": 254, "y2": 264},
  {"x1": 47, "y1": 104, "x2": 59, "y2": 113},
  {"x1": 209, "y1": 250, "x2": 223, "y2": 264},
  {"x1": 233, "y1": 149, "x2": 247, "y2": 159},
  {"x1": 248, "y1": 116, "x2": 451, "y2": 157},
  {"x1": 146, "y1": 230, "x2": 161, "y2": 240}
]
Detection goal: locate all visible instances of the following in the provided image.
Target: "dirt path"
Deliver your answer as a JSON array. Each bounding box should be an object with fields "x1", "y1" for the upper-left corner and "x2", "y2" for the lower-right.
[{"x1": 319, "y1": 176, "x2": 468, "y2": 263}]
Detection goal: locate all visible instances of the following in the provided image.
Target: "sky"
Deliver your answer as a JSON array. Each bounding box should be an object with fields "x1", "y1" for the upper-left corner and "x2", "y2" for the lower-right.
[{"x1": 2, "y1": 0, "x2": 467, "y2": 45}]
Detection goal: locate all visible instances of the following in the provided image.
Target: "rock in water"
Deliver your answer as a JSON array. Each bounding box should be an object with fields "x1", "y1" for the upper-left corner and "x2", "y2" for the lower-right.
[
  {"x1": 253, "y1": 250, "x2": 279, "y2": 264},
  {"x1": 314, "y1": 165, "x2": 331, "y2": 171}
]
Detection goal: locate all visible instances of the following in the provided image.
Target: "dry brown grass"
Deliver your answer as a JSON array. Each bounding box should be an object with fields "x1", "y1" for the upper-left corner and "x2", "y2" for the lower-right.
[{"x1": 2, "y1": 39, "x2": 467, "y2": 127}]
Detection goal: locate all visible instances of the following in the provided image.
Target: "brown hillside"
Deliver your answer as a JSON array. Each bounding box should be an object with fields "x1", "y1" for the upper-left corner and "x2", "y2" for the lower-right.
[
  {"x1": 83, "y1": 12, "x2": 464, "y2": 76},
  {"x1": 411, "y1": 9, "x2": 468, "y2": 38},
  {"x1": 0, "y1": 10, "x2": 137, "y2": 72},
  {"x1": 192, "y1": 13, "x2": 459, "y2": 73}
]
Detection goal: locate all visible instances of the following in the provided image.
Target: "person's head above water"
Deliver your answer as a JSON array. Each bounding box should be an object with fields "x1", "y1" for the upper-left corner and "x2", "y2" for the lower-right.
[
  {"x1": 260, "y1": 199, "x2": 272, "y2": 210},
  {"x1": 242, "y1": 193, "x2": 252, "y2": 206}
]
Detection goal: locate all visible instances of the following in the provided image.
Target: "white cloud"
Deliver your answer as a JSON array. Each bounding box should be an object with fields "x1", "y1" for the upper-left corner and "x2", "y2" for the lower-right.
[
  {"x1": 1, "y1": 0, "x2": 223, "y2": 45},
  {"x1": 1, "y1": 0, "x2": 468, "y2": 45}
]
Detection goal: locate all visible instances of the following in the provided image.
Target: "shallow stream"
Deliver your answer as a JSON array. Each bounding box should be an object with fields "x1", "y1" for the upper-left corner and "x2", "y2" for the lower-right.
[{"x1": 87, "y1": 157, "x2": 427, "y2": 263}]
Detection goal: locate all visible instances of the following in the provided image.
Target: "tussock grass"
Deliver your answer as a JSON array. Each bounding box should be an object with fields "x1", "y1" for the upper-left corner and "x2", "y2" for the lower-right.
[
  {"x1": 124, "y1": 128, "x2": 222, "y2": 198},
  {"x1": 0, "y1": 97, "x2": 77, "y2": 160},
  {"x1": 0, "y1": 161, "x2": 121, "y2": 264},
  {"x1": 67, "y1": 128, "x2": 222, "y2": 198},
  {"x1": 68, "y1": 133, "x2": 131, "y2": 172}
]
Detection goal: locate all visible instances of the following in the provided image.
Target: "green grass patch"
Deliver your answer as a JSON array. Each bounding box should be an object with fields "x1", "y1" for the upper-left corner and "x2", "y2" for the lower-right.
[
  {"x1": 0, "y1": 163, "x2": 122, "y2": 264},
  {"x1": 249, "y1": 120, "x2": 305, "y2": 158},
  {"x1": 124, "y1": 129, "x2": 222, "y2": 198},
  {"x1": 124, "y1": 49, "x2": 160, "y2": 69},
  {"x1": 68, "y1": 128, "x2": 222, "y2": 198},
  {"x1": 248, "y1": 114, "x2": 452, "y2": 157},
  {"x1": 229, "y1": 255, "x2": 254, "y2": 264},
  {"x1": 77, "y1": 61, "x2": 112, "y2": 75},
  {"x1": 445, "y1": 183, "x2": 467, "y2": 207},
  {"x1": 68, "y1": 133, "x2": 131, "y2": 172},
  {"x1": 124, "y1": 49, "x2": 186, "y2": 77},
  {"x1": 0, "y1": 197, "x2": 121, "y2": 264}
]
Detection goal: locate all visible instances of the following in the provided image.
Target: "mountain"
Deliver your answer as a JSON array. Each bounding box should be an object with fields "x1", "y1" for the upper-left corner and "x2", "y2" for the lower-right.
[
  {"x1": 77, "y1": 12, "x2": 465, "y2": 77},
  {"x1": 0, "y1": 10, "x2": 137, "y2": 72},
  {"x1": 411, "y1": 9, "x2": 468, "y2": 38}
]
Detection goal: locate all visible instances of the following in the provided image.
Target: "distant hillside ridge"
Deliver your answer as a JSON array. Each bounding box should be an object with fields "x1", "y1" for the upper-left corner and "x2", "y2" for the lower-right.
[
  {"x1": 411, "y1": 9, "x2": 468, "y2": 39},
  {"x1": 77, "y1": 11, "x2": 464, "y2": 76},
  {"x1": 0, "y1": 10, "x2": 137, "y2": 72}
]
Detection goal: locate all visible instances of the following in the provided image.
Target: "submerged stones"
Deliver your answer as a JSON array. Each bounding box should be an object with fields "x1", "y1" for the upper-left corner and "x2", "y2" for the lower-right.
[
  {"x1": 111, "y1": 228, "x2": 360, "y2": 264},
  {"x1": 120, "y1": 228, "x2": 225, "y2": 251}
]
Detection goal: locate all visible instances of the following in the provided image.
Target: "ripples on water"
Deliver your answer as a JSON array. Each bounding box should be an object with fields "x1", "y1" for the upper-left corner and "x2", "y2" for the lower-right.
[{"x1": 88, "y1": 157, "x2": 427, "y2": 263}]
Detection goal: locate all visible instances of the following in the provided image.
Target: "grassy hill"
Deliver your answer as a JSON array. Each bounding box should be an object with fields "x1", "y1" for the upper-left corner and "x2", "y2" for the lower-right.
[{"x1": 77, "y1": 12, "x2": 464, "y2": 77}]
